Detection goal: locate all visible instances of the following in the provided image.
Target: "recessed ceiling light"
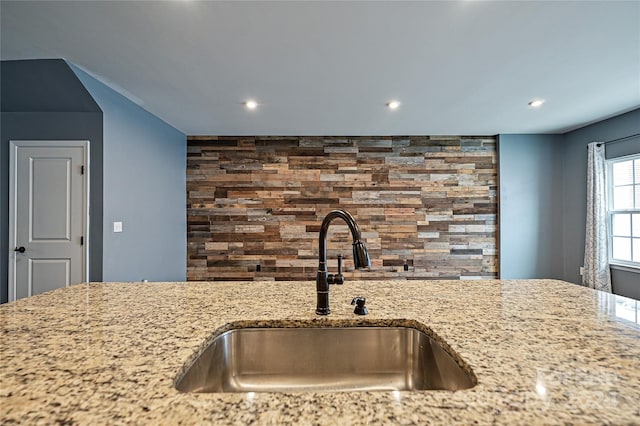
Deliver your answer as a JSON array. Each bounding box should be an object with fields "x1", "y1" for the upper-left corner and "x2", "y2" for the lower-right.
[
  {"x1": 528, "y1": 99, "x2": 545, "y2": 108},
  {"x1": 387, "y1": 100, "x2": 400, "y2": 110},
  {"x1": 244, "y1": 100, "x2": 258, "y2": 110}
]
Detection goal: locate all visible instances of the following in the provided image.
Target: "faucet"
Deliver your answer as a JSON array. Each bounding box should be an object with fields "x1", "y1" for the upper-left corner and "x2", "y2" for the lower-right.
[{"x1": 316, "y1": 209, "x2": 371, "y2": 315}]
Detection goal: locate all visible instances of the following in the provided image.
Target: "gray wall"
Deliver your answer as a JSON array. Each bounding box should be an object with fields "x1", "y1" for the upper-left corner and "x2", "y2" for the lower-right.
[
  {"x1": 498, "y1": 109, "x2": 639, "y2": 299},
  {"x1": 1, "y1": 60, "x2": 104, "y2": 303},
  {"x1": 70, "y1": 64, "x2": 187, "y2": 282},
  {"x1": 498, "y1": 134, "x2": 565, "y2": 279},
  {"x1": 562, "y1": 109, "x2": 640, "y2": 299}
]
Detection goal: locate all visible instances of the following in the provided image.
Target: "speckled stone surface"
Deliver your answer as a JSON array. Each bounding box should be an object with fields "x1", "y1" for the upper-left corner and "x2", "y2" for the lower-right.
[{"x1": 1, "y1": 279, "x2": 639, "y2": 425}]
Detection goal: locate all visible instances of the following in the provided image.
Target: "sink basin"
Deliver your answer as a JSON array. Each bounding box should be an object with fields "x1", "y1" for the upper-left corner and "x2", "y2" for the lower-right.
[{"x1": 175, "y1": 325, "x2": 476, "y2": 393}]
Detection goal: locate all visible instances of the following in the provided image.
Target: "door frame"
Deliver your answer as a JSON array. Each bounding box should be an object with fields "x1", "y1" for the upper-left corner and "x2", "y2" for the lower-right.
[{"x1": 8, "y1": 140, "x2": 90, "y2": 301}]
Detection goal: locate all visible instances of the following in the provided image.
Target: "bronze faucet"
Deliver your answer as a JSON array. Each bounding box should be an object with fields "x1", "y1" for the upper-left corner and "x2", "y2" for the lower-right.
[{"x1": 316, "y1": 209, "x2": 371, "y2": 315}]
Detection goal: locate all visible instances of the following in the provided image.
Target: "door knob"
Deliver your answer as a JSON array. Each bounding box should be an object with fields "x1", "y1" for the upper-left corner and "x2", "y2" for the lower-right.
[{"x1": 14, "y1": 246, "x2": 26, "y2": 253}]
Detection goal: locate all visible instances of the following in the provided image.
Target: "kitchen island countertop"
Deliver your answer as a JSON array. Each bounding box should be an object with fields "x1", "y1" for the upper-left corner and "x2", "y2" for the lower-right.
[{"x1": 1, "y1": 279, "x2": 639, "y2": 425}]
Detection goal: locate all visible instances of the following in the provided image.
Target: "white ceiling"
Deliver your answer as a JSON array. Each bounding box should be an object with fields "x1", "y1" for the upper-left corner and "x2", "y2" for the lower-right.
[{"x1": 2, "y1": 0, "x2": 639, "y2": 136}]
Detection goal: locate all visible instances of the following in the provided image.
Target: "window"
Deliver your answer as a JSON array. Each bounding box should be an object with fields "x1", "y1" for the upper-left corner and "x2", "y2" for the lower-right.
[{"x1": 607, "y1": 153, "x2": 640, "y2": 267}]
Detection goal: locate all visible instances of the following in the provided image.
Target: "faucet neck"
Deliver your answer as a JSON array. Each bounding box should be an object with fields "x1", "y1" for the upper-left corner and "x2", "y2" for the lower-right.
[{"x1": 318, "y1": 209, "x2": 363, "y2": 267}]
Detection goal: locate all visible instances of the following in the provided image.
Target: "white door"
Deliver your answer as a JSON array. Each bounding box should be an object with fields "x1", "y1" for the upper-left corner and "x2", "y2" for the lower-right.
[{"x1": 8, "y1": 141, "x2": 89, "y2": 301}]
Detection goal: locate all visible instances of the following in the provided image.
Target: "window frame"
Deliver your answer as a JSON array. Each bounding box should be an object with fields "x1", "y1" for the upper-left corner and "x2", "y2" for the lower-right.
[{"x1": 606, "y1": 152, "x2": 640, "y2": 269}]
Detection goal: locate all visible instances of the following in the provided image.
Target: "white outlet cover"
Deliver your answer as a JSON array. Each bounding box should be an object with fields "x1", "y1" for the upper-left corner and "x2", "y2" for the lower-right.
[{"x1": 113, "y1": 221, "x2": 123, "y2": 233}]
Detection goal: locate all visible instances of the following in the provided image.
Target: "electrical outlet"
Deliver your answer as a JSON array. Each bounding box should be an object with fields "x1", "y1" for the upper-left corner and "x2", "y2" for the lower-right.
[
  {"x1": 113, "y1": 221, "x2": 123, "y2": 233},
  {"x1": 579, "y1": 266, "x2": 584, "y2": 276}
]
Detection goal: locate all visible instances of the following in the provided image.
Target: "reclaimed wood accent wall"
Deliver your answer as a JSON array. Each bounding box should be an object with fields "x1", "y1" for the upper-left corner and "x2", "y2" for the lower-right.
[{"x1": 187, "y1": 136, "x2": 498, "y2": 281}]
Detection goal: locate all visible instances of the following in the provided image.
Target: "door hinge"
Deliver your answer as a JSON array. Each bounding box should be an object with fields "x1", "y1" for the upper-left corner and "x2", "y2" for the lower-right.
[
  {"x1": 80, "y1": 236, "x2": 84, "y2": 246},
  {"x1": 81, "y1": 165, "x2": 85, "y2": 175}
]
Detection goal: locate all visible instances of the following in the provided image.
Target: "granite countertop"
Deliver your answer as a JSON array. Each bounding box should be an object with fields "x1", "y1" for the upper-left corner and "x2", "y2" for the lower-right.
[{"x1": 1, "y1": 279, "x2": 639, "y2": 425}]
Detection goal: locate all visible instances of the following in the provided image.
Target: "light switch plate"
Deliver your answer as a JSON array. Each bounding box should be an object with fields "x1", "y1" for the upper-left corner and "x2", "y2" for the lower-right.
[{"x1": 113, "y1": 221, "x2": 123, "y2": 233}]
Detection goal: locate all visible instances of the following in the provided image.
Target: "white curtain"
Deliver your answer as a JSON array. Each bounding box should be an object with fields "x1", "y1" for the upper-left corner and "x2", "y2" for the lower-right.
[{"x1": 582, "y1": 142, "x2": 611, "y2": 293}]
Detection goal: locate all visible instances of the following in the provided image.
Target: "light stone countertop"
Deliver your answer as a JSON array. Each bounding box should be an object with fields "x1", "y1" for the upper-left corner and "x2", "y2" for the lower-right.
[{"x1": 1, "y1": 279, "x2": 639, "y2": 425}]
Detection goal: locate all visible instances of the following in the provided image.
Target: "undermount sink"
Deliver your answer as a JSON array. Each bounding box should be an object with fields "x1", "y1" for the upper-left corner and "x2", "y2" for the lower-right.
[{"x1": 175, "y1": 324, "x2": 476, "y2": 393}]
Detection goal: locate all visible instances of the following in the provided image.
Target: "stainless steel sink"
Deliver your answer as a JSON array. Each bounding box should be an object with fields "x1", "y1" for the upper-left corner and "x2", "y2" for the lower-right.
[{"x1": 175, "y1": 326, "x2": 476, "y2": 393}]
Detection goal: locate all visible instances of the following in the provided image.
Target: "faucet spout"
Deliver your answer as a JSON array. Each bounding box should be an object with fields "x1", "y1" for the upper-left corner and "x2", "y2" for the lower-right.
[{"x1": 316, "y1": 209, "x2": 371, "y2": 315}]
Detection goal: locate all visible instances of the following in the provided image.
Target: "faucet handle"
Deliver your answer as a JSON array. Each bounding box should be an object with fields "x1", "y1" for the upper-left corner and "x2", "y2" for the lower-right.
[
  {"x1": 334, "y1": 254, "x2": 344, "y2": 285},
  {"x1": 351, "y1": 297, "x2": 368, "y2": 315},
  {"x1": 328, "y1": 255, "x2": 345, "y2": 285}
]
